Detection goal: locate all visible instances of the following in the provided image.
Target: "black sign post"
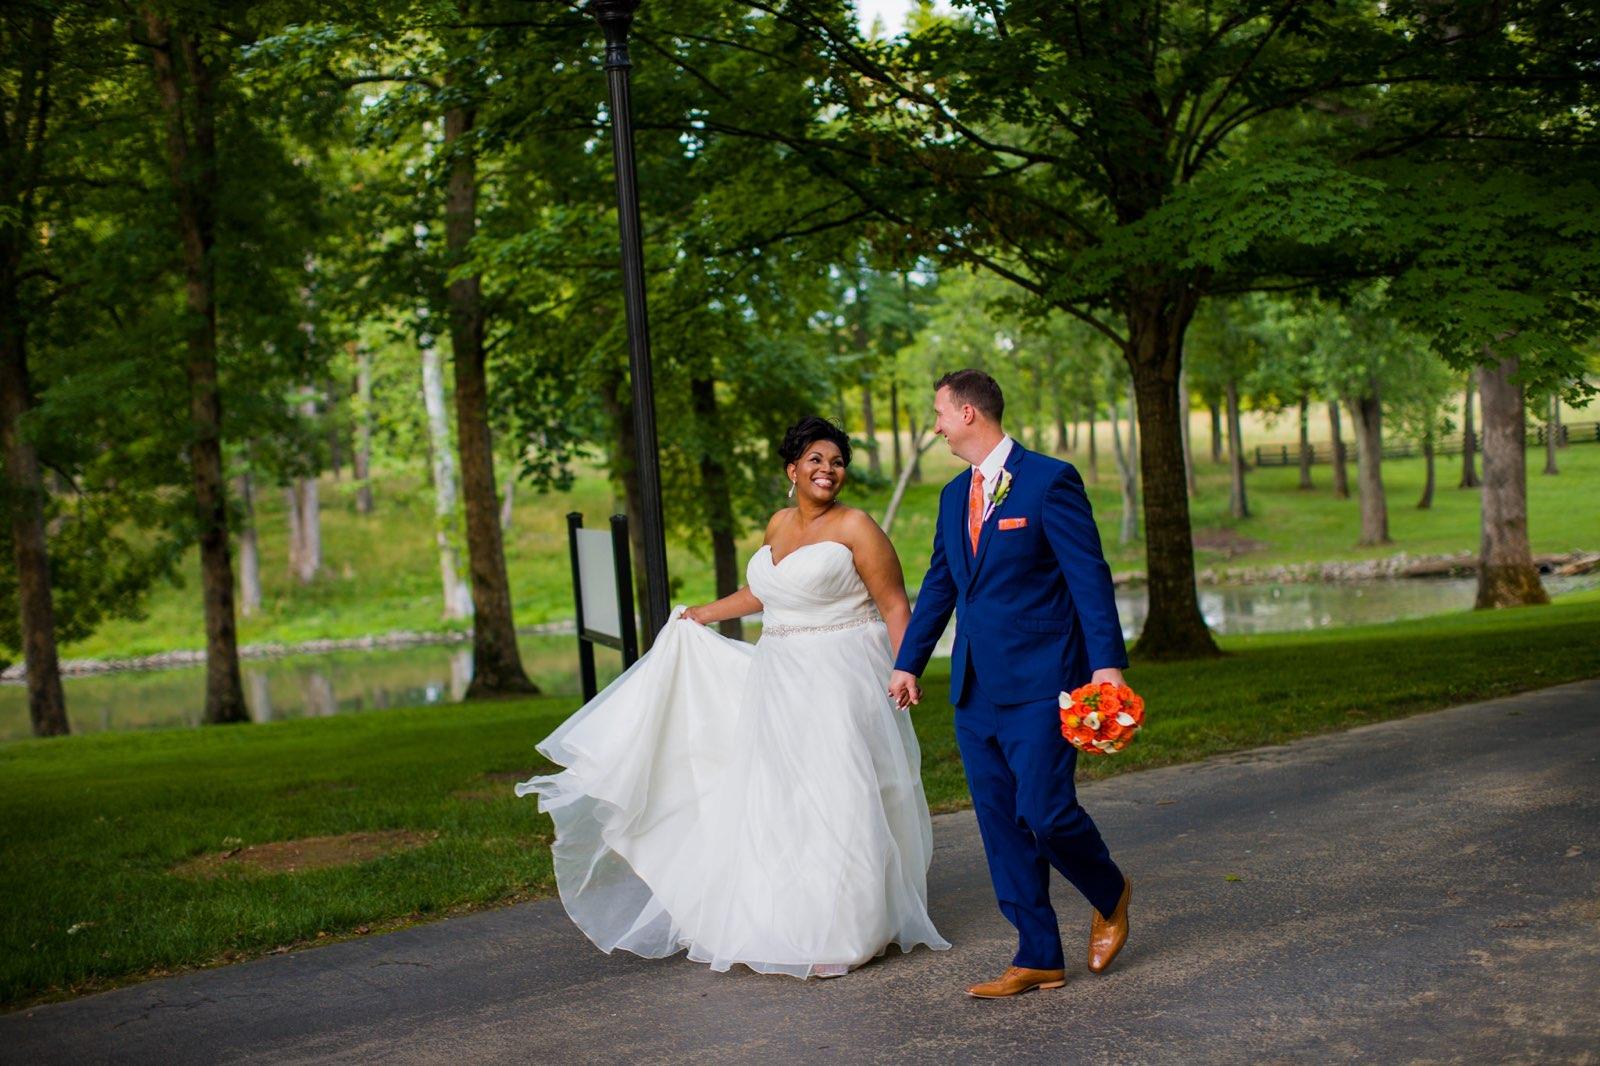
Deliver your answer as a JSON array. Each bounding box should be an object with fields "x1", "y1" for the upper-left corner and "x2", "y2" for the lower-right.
[{"x1": 568, "y1": 512, "x2": 640, "y2": 702}]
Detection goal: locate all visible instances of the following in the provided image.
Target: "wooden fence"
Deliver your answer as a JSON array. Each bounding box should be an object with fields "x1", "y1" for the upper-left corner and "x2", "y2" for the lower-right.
[{"x1": 1254, "y1": 421, "x2": 1599, "y2": 467}]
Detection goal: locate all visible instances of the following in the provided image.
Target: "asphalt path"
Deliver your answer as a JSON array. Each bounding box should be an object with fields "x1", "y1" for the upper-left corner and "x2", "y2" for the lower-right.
[{"x1": 7, "y1": 679, "x2": 1598, "y2": 1064}]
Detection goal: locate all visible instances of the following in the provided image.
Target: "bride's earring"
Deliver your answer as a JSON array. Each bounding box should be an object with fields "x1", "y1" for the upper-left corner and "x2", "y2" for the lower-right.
[{"x1": 787, "y1": 477, "x2": 796, "y2": 499}]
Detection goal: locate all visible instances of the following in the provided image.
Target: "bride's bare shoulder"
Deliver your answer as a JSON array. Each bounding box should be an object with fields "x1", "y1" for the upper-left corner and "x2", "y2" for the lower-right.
[
  {"x1": 762, "y1": 508, "x2": 797, "y2": 543},
  {"x1": 835, "y1": 506, "x2": 890, "y2": 543}
]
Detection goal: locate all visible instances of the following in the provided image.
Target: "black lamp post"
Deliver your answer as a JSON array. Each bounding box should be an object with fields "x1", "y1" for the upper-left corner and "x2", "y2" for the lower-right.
[{"x1": 588, "y1": 0, "x2": 670, "y2": 640}]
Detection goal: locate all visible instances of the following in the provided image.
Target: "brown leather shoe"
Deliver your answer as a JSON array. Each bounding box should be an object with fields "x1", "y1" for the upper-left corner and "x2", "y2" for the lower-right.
[
  {"x1": 965, "y1": 965, "x2": 1067, "y2": 998},
  {"x1": 1088, "y1": 877, "x2": 1131, "y2": 973}
]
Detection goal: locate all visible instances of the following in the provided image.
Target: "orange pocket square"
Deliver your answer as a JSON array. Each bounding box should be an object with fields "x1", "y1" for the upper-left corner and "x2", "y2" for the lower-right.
[{"x1": 998, "y1": 517, "x2": 1027, "y2": 531}]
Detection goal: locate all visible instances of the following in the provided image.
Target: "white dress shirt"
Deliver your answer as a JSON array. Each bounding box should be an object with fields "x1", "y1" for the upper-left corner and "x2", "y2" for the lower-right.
[{"x1": 973, "y1": 434, "x2": 1015, "y2": 521}]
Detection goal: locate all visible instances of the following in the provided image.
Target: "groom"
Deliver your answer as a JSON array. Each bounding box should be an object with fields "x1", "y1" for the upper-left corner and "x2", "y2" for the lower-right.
[{"x1": 889, "y1": 369, "x2": 1132, "y2": 999}]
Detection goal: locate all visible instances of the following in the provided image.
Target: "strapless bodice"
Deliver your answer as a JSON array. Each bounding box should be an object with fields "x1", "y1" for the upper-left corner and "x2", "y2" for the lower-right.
[{"x1": 746, "y1": 542, "x2": 878, "y2": 631}]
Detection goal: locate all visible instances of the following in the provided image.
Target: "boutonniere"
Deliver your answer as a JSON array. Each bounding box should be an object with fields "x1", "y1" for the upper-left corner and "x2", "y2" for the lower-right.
[{"x1": 989, "y1": 469, "x2": 1014, "y2": 513}]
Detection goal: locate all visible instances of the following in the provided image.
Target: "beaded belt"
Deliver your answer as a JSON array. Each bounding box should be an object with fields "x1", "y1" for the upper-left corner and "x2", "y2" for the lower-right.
[{"x1": 760, "y1": 613, "x2": 883, "y2": 639}]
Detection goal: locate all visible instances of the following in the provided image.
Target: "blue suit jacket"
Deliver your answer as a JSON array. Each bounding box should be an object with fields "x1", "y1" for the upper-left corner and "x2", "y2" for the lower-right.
[{"x1": 894, "y1": 443, "x2": 1128, "y2": 707}]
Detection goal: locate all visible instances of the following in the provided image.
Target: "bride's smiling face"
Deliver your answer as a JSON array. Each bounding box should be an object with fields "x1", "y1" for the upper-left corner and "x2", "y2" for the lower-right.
[{"x1": 788, "y1": 440, "x2": 847, "y2": 504}]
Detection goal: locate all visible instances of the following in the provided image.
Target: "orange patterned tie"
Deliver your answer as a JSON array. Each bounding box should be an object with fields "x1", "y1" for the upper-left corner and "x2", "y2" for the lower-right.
[{"x1": 967, "y1": 469, "x2": 985, "y2": 555}]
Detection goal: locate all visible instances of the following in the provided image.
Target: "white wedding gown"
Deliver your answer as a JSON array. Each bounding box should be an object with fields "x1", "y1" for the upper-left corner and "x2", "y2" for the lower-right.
[{"x1": 516, "y1": 540, "x2": 950, "y2": 978}]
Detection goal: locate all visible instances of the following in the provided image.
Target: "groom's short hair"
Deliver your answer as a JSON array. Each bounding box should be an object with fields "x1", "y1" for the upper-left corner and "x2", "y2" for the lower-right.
[{"x1": 935, "y1": 369, "x2": 1004, "y2": 423}]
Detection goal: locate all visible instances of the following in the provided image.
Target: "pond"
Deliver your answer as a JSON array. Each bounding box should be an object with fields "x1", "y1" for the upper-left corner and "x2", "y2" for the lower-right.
[{"x1": 3, "y1": 574, "x2": 1595, "y2": 741}]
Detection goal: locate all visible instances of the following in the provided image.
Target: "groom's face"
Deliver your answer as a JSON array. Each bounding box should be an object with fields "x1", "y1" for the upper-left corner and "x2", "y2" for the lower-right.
[{"x1": 933, "y1": 386, "x2": 972, "y2": 451}]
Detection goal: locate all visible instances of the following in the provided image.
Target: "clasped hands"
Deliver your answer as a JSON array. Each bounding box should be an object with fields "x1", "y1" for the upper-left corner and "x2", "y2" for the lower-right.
[{"x1": 888, "y1": 670, "x2": 921, "y2": 710}]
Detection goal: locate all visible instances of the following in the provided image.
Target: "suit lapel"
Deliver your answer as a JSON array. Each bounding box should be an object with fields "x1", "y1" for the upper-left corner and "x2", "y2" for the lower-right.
[{"x1": 970, "y1": 442, "x2": 1026, "y2": 583}]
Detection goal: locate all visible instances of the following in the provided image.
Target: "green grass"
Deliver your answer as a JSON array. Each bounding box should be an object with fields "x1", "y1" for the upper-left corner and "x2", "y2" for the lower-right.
[
  {"x1": 62, "y1": 443, "x2": 1600, "y2": 661},
  {"x1": 7, "y1": 593, "x2": 1600, "y2": 1007}
]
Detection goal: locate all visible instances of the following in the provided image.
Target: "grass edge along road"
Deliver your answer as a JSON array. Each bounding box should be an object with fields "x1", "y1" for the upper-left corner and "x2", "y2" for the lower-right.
[{"x1": 4, "y1": 591, "x2": 1599, "y2": 1009}]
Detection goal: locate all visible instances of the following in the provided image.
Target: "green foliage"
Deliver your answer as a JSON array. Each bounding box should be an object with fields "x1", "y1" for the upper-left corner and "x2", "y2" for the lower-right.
[{"x1": 9, "y1": 0, "x2": 1599, "y2": 670}]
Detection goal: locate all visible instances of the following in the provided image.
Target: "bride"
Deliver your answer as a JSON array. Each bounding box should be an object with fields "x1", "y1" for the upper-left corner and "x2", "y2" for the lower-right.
[{"x1": 516, "y1": 416, "x2": 950, "y2": 978}]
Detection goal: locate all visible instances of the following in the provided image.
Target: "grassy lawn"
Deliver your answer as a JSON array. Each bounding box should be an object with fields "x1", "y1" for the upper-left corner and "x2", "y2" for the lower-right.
[
  {"x1": 61, "y1": 440, "x2": 1600, "y2": 661},
  {"x1": 6, "y1": 592, "x2": 1599, "y2": 1007}
]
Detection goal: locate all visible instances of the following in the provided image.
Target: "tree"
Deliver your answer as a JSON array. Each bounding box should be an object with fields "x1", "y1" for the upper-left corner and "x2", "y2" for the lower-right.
[
  {"x1": 1, "y1": 7, "x2": 71, "y2": 734},
  {"x1": 1188, "y1": 298, "x2": 1267, "y2": 522},
  {"x1": 745, "y1": 1, "x2": 1466, "y2": 657},
  {"x1": 1326, "y1": 400, "x2": 1350, "y2": 500},
  {"x1": 1298, "y1": 289, "x2": 1432, "y2": 547},
  {"x1": 254, "y1": 10, "x2": 542, "y2": 689},
  {"x1": 1383, "y1": 175, "x2": 1599, "y2": 606},
  {"x1": 1458, "y1": 370, "x2": 1480, "y2": 489},
  {"x1": 1385, "y1": 352, "x2": 1457, "y2": 511},
  {"x1": 2, "y1": 3, "x2": 324, "y2": 734},
  {"x1": 439, "y1": 64, "x2": 535, "y2": 697}
]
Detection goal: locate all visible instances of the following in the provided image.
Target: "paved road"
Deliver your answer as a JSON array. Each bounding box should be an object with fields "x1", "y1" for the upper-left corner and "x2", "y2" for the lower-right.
[{"x1": 7, "y1": 680, "x2": 1599, "y2": 1064}]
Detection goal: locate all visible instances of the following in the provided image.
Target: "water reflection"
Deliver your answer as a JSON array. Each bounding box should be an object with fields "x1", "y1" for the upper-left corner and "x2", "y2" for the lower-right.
[
  {"x1": 247, "y1": 672, "x2": 272, "y2": 723},
  {"x1": 3, "y1": 574, "x2": 1594, "y2": 741},
  {"x1": 0, "y1": 635, "x2": 629, "y2": 742}
]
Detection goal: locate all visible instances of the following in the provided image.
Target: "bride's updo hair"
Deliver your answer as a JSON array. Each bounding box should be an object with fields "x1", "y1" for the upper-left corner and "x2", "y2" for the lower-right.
[{"x1": 779, "y1": 416, "x2": 852, "y2": 467}]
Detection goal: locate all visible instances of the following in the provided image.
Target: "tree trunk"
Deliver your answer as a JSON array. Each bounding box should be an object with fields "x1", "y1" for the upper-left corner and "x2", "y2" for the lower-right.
[
  {"x1": 1054, "y1": 385, "x2": 1069, "y2": 454},
  {"x1": 1349, "y1": 385, "x2": 1390, "y2": 546},
  {"x1": 1128, "y1": 380, "x2": 1140, "y2": 485},
  {"x1": 1475, "y1": 350, "x2": 1548, "y2": 608},
  {"x1": 1225, "y1": 378, "x2": 1249, "y2": 519},
  {"x1": 889, "y1": 378, "x2": 902, "y2": 479},
  {"x1": 1085, "y1": 402, "x2": 1099, "y2": 483},
  {"x1": 1543, "y1": 393, "x2": 1559, "y2": 475},
  {"x1": 287, "y1": 470, "x2": 319, "y2": 585},
  {"x1": 1178, "y1": 365, "x2": 1196, "y2": 497},
  {"x1": 1459, "y1": 370, "x2": 1481, "y2": 487},
  {"x1": 1328, "y1": 401, "x2": 1350, "y2": 499},
  {"x1": 906, "y1": 404, "x2": 925, "y2": 484},
  {"x1": 1109, "y1": 380, "x2": 1138, "y2": 545},
  {"x1": 691, "y1": 375, "x2": 744, "y2": 640},
  {"x1": 1553, "y1": 388, "x2": 1565, "y2": 449},
  {"x1": 860, "y1": 386, "x2": 881, "y2": 477},
  {"x1": 1029, "y1": 359, "x2": 1047, "y2": 451},
  {"x1": 1125, "y1": 297, "x2": 1218, "y2": 658},
  {"x1": 850, "y1": 268, "x2": 880, "y2": 477},
  {"x1": 602, "y1": 375, "x2": 652, "y2": 650},
  {"x1": 353, "y1": 345, "x2": 374, "y2": 514},
  {"x1": 420, "y1": 320, "x2": 472, "y2": 621},
  {"x1": 882, "y1": 428, "x2": 937, "y2": 534},
  {"x1": 1208, "y1": 400, "x2": 1223, "y2": 463},
  {"x1": 144, "y1": 11, "x2": 246, "y2": 723},
  {"x1": 499, "y1": 474, "x2": 515, "y2": 532},
  {"x1": 443, "y1": 97, "x2": 536, "y2": 696},
  {"x1": 1417, "y1": 439, "x2": 1436, "y2": 510},
  {"x1": 285, "y1": 481, "x2": 300, "y2": 576},
  {"x1": 235, "y1": 469, "x2": 261, "y2": 616},
  {"x1": 285, "y1": 381, "x2": 320, "y2": 589},
  {"x1": 1, "y1": 287, "x2": 69, "y2": 736},
  {"x1": 325, "y1": 380, "x2": 344, "y2": 480},
  {"x1": 1, "y1": 0, "x2": 68, "y2": 736},
  {"x1": 1296, "y1": 395, "x2": 1314, "y2": 490}
]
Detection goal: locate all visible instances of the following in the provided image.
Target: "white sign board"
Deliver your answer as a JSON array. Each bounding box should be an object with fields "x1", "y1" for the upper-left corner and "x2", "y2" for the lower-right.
[{"x1": 575, "y1": 528, "x2": 623, "y2": 640}]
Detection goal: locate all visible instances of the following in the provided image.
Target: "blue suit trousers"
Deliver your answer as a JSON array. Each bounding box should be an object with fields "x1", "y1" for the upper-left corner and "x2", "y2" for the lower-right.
[{"x1": 956, "y1": 667, "x2": 1125, "y2": 970}]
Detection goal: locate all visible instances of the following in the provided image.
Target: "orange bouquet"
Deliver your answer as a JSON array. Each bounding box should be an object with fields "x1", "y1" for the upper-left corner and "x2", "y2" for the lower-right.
[{"x1": 1059, "y1": 682, "x2": 1145, "y2": 756}]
